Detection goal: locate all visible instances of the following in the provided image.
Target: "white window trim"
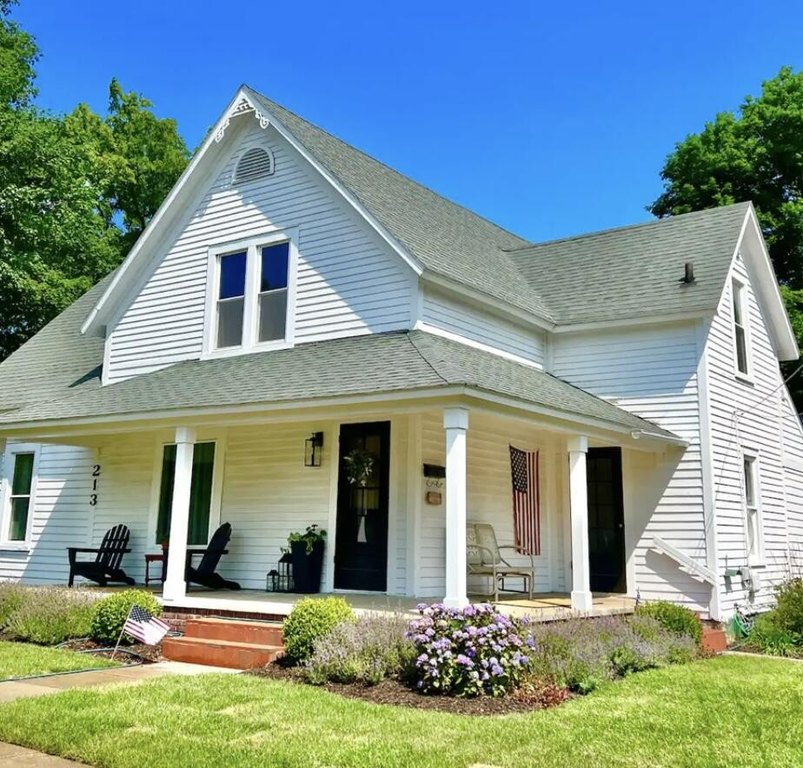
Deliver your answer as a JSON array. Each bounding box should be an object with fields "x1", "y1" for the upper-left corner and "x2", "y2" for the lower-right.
[
  {"x1": 0, "y1": 442, "x2": 40, "y2": 549},
  {"x1": 202, "y1": 228, "x2": 298, "y2": 358},
  {"x1": 741, "y1": 450, "x2": 765, "y2": 567},
  {"x1": 731, "y1": 277, "x2": 754, "y2": 383},
  {"x1": 147, "y1": 434, "x2": 227, "y2": 548}
]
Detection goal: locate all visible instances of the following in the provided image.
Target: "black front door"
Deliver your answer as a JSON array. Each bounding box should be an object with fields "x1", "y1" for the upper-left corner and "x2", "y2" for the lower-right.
[
  {"x1": 586, "y1": 447, "x2": 626, "y2": 593},
  {"x1": 334, "y1": 421, "x2": 390, "y2": 591}
]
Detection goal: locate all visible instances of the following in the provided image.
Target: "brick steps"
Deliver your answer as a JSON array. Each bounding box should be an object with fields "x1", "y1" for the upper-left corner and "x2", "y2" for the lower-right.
[{"x1": 161, "y1": 617, "x2": 284, "y2": 670}]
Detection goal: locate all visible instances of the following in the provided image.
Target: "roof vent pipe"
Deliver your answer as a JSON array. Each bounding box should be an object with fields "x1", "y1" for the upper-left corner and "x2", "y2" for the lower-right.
[{"x1": 681, "y1": 262, "x2": 695, "y2": 284}]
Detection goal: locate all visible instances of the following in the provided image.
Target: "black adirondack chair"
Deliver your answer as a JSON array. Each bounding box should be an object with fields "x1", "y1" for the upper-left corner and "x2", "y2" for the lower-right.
[
  {"x1": 186, "y1": 522, "x2": 241, "y2": 590},
  {"x1": 67, "y1": 524, "x2": 135, "y2": 587}
]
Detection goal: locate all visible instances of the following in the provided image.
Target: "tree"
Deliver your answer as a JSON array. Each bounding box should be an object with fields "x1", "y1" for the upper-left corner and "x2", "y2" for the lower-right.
[
  {"x1": 0, "y1": 2, "x2": 189, "y2": 360},
  {"x1": 650, "y1": 67, "x2": 803, "y2": 407}
]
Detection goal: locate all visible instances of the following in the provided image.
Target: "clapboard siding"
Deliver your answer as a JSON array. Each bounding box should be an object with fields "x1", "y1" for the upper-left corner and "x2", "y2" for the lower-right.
[
  {"x1": 106, "y1": 118, "x2": 416, "y2": 383},
  {"x1": 553, "y1": 323, "x2": 710, "y2": 610},
  {"x1": 707, "y1": 255, "x2": 790, "y2": 614},
  {"x1": 421, "y1": 289, "x2": 545, "y2": 366},
  {"x1": 0, "y1": 443, "x2": 94, "y2": 584},
  {"x1": 416, "y1": 411, "x2": 565, "y2": 598}
]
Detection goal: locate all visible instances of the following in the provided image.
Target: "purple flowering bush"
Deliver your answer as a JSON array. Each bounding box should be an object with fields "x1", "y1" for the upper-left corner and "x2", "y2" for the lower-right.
[
  {"x1": 526, "y1": 614, "x2": 698, "y2": 693},
  {"x1": 305, "y1": 612, "x2": 415, "y2": 685},
  {"x1": 405, "y1": 603, "x2": 531, "y2": 697}
]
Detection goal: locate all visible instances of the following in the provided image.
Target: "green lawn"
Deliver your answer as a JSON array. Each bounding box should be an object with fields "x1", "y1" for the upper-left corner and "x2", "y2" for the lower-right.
[
  {"x1": 0, "y1": 641, "x2": 118, "y2": 680},
  {"x1": 0, "y1": 655, "x2": 801, "y2": 767}
]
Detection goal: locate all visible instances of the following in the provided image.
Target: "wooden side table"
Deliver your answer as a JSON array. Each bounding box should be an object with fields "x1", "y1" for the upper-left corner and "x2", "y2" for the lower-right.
[{"x1": 144, "y1": 553, "x2": 166, "y2": 585}]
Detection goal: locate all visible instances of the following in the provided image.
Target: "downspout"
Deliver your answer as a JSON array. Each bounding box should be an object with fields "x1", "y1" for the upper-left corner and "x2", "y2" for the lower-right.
[{"x1": 696, "y1": 319, "x2": 722, "y2": 621}]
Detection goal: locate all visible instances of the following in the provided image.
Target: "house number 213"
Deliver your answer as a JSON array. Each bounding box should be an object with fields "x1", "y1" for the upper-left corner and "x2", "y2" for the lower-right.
[{"x1": 90, "y1": 464, "x2": 101, "y2": 507}]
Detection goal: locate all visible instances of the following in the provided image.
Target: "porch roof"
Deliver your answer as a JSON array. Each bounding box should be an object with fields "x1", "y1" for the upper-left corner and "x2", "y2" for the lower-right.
[{"x1": 0, "y1": 328, "x2": 679, "y2": 440}]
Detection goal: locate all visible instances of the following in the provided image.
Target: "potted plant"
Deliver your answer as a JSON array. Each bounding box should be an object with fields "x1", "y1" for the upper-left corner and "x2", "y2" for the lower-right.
[{"x1": 287, "y1": 524, "x2": 327, "y2": 593}]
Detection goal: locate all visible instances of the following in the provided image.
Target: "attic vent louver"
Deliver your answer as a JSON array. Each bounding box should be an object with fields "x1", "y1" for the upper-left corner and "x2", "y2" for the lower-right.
[{"x1": 234, "y1": 147, "x2": 274, "y2": 184}]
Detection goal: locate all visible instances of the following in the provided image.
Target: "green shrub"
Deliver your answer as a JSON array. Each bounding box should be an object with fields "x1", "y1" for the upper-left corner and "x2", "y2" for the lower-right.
[
  {"x1": 0, "y1": 581, "x2": 26, "y2": 630},
  {"x1": 305, "y1": 613, "x2": 414, "y2": 686},
  {"x1": 636, "y1": 601, "x2": 703, "y2": 645},
  {"x1": 5, "y1": 587, "x2": 98, "y2": 645},
  {"x1": 773, "y1": 578, "x2": 803, "y2": 637},
  {"x1": 90, "y1": 590, "x2": 163, "y2": 645},
  {"x1": 747, "y1": 611, "x2": 800, "y2": 657},
  {"x1": 282, "y1": 597, "x2": 355, "y2": 664}
]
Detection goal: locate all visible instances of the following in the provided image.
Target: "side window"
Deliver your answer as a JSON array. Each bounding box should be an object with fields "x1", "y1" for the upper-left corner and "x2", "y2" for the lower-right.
[
  {"x1": 2, "y1": 447, "x2": 37, "y2": 544},
  {"x1": 732, "y1": 278, "x2": 750, "y2": 376},
  {"x1": 743, "y1": 454, "x2": 764, "y2": 565}
]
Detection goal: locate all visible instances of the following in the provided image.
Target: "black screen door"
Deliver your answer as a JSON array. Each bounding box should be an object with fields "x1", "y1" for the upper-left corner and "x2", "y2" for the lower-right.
[
  {"x1": 586, "y1": 447, "x2": 626, "y2": 593},
  {"x1": 334, "y1": 421, "x2": 390, "y2": 591}
]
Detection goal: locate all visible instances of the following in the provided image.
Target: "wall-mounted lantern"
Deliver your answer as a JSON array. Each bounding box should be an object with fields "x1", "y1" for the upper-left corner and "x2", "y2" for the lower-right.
[{"x1": 304, "y1": 431, "x2": 324, "y2": 467}]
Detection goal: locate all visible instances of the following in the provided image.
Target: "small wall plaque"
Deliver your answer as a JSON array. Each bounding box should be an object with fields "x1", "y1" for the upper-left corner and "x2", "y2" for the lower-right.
[
  {"x1": 425, "y1": 491, "x2": 443, "y2": 505},
  {"x1": 423, "y1": 463, "x2": 446, "y2": 478}
]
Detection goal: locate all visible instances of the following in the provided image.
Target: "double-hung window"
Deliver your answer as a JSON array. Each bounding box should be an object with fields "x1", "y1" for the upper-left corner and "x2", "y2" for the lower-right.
[
  {"x1": 742, "y1": 453, "x2": 764, "y2": 565},
  {"x1": 732, "y1": 278, "x2": 750, "y2": 377},
  {"x1": 2, "y1": 445, "x2": 37, "y2": 545},
  {"x1": 209, "y1": 235, "x2": 293, "y2": 353}
]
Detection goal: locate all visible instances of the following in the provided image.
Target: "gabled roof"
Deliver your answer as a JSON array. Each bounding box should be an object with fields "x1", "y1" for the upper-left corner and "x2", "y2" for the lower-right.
[
  {"x1": 509, "y1": 203, "x2": 752, "y2": 326},
  {"x1": 0, "y1": 300, "x2": 678, "y2": 440},
  {"x1": 243, "y1": 88, "x2": 549, "y2": 320}
]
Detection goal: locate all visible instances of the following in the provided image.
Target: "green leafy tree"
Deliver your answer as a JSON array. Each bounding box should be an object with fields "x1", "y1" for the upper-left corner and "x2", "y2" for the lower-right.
[
  {"x1": 650, "y1": 67, "x2": 803, "y2": 408},
  {"x1": 0, "y1": 2, "x2": 189, "y2": 360}
]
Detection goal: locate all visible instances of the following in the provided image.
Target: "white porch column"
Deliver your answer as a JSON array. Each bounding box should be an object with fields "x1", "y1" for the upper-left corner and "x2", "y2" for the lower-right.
[
  {"x1": 568, "y1": 435, "x2": 593, "y2": 612},
  {"x1": 162, "y1": 427, "x2": 196, "y2": 603},
  {"x1": 443, "y1": 407, "x2": 469, "y2": 609}
]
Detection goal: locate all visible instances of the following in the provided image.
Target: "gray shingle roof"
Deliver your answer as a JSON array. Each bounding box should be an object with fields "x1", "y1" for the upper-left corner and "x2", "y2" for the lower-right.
[
  {"x1": 246, "y1": 87, "x2": 552, "y2": 320},
  {"x1": 0, "y1": 277, "x2": 109, "y2": 414},
  {"x1": 508, "y1": 203, "x2": 751, "y2": 325},
  {"x1": 0, "y1": 319, "x2": 676, "y2": 439}
]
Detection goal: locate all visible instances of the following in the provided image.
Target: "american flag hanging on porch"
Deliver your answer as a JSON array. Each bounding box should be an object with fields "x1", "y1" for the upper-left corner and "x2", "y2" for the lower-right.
[{"x1": 509, "y1": 446, "x2": 541, "y2": 555}]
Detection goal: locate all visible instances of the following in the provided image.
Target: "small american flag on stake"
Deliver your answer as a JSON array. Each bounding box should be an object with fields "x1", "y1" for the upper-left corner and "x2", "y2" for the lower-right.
[
  {"x1": 123, "y1": 605, "x2": 169, "y2": 646},
  {"x1": 509, "y1": 445, "x2": 541, "y2": 555}
]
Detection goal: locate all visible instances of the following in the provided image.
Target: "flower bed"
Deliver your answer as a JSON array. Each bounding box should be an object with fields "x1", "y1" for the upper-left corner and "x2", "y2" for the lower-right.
[{"x1": 258, "y1": 600, "x2": 702, "y2": 713}]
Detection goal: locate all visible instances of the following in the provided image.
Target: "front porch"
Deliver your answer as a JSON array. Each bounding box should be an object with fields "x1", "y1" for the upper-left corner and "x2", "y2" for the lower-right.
[{"x1": 14, "y1": 392, "x2": 683, "y2": 613}]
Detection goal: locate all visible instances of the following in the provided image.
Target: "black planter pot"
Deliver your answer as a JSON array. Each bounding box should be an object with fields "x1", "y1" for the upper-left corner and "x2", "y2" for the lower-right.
[{"x1": 290, "y1": 540, "x2": 325, "y2": 594}]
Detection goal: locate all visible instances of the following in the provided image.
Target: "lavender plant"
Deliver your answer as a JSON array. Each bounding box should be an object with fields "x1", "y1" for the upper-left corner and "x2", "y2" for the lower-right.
[
  {"x1": 4, "y1": 587, "x2": 99, "y2": 645},
  {"x1": 405, "y1": 603, "x2": 531, "y2": 697},
  {"x1": 305, "y1": 612, "x2": 415, "y2": 685}
]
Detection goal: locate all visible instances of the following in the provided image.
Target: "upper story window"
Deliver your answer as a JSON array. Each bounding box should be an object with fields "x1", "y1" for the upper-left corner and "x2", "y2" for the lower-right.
[
  {"x1": 207, "y1": 233, "x2": 295, "y2": 355},
  {"x1": 742, "y1": 453, "x2": 764, "y2": 565},
  {"x1": 1, "y1": 444, "x2": 38, "y2": 545},
  {"x1": 732, "y1": 278, "x2": 751, "y2": 377}
]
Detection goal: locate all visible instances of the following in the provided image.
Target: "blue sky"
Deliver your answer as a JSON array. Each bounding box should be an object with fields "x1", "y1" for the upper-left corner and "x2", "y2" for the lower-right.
[{"x1": 15, "y1": 1, "x2": 803, "y2": 243}]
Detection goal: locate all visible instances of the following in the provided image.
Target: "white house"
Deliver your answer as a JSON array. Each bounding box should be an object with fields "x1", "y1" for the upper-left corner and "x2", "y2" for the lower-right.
[{"x1": 0, "y1": 86, "x2": 801, "y2": 621}]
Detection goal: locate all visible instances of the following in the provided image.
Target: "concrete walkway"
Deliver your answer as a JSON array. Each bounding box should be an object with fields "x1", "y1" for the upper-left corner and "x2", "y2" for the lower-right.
[{"x1": 0, "y1": 741, "x2": 86, "y2": 766}]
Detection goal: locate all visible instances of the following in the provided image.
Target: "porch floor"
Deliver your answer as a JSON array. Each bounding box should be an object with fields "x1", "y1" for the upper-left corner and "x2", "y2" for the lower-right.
[{"x1": 93, "y1": 587, "x2": 635, "y2": 622}]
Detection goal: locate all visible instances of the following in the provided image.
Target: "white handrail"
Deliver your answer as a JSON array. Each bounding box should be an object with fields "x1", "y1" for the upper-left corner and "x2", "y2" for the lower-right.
[{"x1": 650, "y1": 537, "x2": 717, "y2": 585}]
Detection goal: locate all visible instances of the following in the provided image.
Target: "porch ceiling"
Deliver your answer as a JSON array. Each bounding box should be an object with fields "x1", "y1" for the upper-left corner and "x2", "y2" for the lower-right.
[{"x1": 0, "y1": 329, "x2": 680, "y2": 442}]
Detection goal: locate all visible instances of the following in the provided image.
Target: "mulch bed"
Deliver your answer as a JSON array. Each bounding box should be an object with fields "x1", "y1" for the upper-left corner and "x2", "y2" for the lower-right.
[
  {"x1": 249, "y1": 660, "x2": 569, "y2": 715},
  {"x1": 57, "y1": 638, "x2": 163, "y2": 664}
]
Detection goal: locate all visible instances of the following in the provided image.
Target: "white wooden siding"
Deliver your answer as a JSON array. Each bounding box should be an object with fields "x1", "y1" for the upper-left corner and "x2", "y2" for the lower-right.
[
  {"x1": 553, "y1": 323, "x2": 710, "y2": 611},
  {"x1": 0, "y1": 442, "x2": 93, "y2": 584},
  {"x1": 706, "y1": 254, "x2": 791, "y2": 614},
  {"x1": 421, "y1": 289, "x2": 545, "y2": 366},
  {"x1": 105, "y1": 117, "x2": 417, "y2": 383}
]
